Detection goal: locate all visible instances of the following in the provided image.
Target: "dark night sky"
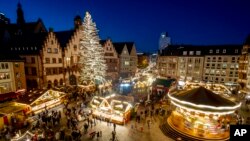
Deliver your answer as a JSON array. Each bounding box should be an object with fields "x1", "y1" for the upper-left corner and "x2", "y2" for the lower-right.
[{"x1": 1, "y1": 0, "x2": 250, "y2": 52}]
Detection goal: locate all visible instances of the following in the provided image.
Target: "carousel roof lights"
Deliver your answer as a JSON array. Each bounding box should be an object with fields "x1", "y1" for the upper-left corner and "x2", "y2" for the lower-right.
[
  {"x1": 171, "y1": 101, "x2": 235, "y2": 115},
  {"x1": 169, "y1": 93, "x2": 241, "y2": 110}
]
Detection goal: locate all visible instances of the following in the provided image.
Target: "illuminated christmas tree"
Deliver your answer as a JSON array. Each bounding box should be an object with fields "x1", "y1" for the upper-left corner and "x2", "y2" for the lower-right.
[{"x1": 79, "y1": 11, "x2": 107, "y2": 85}]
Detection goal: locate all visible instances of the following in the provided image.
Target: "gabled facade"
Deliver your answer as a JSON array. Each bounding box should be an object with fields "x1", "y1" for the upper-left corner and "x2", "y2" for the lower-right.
[
  {"x1": 238, "y1": 35, "x2": 250, "y2": 92},
  {"x1": 101, "y1": 39, "x2": 119, "y2": 81},
  {"x1": 42, "y1": 31, "x2": 64, "y2": 88},
  {"x1": 56, "y1": 29, "x2": 79, "y2": 85},
  {"x1": 113, "y1": 42, "x2": 137, "y2": 78}
]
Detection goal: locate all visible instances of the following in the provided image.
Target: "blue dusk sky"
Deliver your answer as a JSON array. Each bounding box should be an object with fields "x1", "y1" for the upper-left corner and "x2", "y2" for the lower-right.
[{"x1": 1, "y1": 0, "x2": 250, "y2": 52}]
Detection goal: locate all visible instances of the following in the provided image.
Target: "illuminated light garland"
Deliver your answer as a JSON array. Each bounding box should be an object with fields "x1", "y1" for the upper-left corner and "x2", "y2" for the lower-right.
[
  {"x1": 171, "y1": 101, "x2": 235, "y2": 116},
  {"x1": 168, "y1": 93, "x2": 241, "y2": 110}
]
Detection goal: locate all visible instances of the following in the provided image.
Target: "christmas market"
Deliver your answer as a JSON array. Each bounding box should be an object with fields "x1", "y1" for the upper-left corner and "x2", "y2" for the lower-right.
[{"x1": 167, "y1": 86, "x2": 241, "y2": 140}]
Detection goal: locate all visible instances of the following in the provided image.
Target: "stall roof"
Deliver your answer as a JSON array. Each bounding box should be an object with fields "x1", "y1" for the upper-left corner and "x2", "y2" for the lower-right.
[
  {"x1": 16, "y1": 89, "x2": 65, "y2": 105},
  {"x1": 16, "y1": 89, "x2": 48, "y2": 105},
  {"x1": 106, "y1": 95, "x2": 134, "y2": 104},
  {"x1": 0, "y1": 103, "x2": 27, "y2": 115},
  {"x1": 172, "y1": 86, "x2": 236, "y2": 107},
  {"x1": 153, "y1": 78, "x2": 175, "y2": 88}
]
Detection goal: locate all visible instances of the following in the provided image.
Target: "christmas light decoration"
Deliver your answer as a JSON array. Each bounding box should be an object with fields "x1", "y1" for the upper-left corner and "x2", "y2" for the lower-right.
[{"x1": 78, "y1": 11, "x2": 107, "y2": 85}]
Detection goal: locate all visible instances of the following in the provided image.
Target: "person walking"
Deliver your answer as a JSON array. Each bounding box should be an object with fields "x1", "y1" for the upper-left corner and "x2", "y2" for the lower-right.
[{"x1": 113, "y1": 123, "x2": 116, "y2": 131}]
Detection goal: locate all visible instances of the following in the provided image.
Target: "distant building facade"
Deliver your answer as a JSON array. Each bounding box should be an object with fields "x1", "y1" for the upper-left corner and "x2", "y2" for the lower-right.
[
  {"x1": 0, "y1": 54, "x2": 26, "y2": 94},
  {"x1": 101, "y1": 39, "x2": 119, "y2": 81},
  {"x1": 158, "y1": 45, "x2": 242, "y2": 84},
  {"x1": 238, "y1": 35, "x2": 250, "y2": 92}
]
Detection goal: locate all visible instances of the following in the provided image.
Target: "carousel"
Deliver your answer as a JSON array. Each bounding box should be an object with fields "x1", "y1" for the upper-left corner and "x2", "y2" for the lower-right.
[{"x1": 167, "y1": 86, "x2": 241, "y2": 140}]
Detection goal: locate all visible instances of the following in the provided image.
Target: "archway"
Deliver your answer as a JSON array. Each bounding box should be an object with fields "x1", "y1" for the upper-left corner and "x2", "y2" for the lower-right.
[
  {"x1": 54, "y1": 79, "x2": 58, "y2": 87},
  {"x1": 69, "y1": 75, "x2": 77, "y2": 85},
  {"x1": 26, "y1": 79, "x2": 31, "y2": 89},
  {"x1": 59, "y1": 79, "x2": 64, "y2": 86},
  {"x1": 47, "y1": 80, "x2": 52, "y2": 89}
]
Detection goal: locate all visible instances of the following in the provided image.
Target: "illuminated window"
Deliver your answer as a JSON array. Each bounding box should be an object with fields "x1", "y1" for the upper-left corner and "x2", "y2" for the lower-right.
[
  {"x1": 45, "y1": 58, "x2": 50, "y2": 63},
  {"x1": 189, "y1": 51, "x2": 194, "y2": 55},
  {"x1": 216, "y1": 49, "x2": 219, "y2": 53},
  {"x1": 235, "y1": 49, "x2": 238, "y2": 53},
  {"x1": 209, "y1": 50, "x2": 213, "y2": 53},
  {"x1": 196, "y1": 51, "x2": 201, "y2": 55},
  {"x1": 125, "y1": 61, "x2": 130, "y2": 65},
  {"x1": 223, "y1": 49, "x2": 226, "y2": 53},
  {"x1": 47, "y1": 48, "x2": 52, "y2": 53},
  {"x1": 183, "y1": 51, "x2": 187, "y2": 55}
]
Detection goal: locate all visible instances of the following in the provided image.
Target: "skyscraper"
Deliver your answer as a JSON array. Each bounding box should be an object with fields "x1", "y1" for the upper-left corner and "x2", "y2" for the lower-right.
[{"x1": 159, "y1": 32, "x2": 171, "y2": 52}]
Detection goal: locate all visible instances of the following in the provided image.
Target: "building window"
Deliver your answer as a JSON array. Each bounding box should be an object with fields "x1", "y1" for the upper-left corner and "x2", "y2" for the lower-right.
[
  {"x1": 31, "y1": 57, "x2": 35, "y2": 64},
  {"x1": 31, "y1": 67, "x2": 37, "y2": 76},
  {"x1": 25, "y1": 67, "x2": 29, "y2": 75},
  {"x1": 125, "y1": 61, "x2": 130, "y2": 65},
  {"x1": 74, "y1": 45, "x2": 77, "y2": 51},
  {"x1": 45, "y1": 58, "x2": 50, "y2": 63},
  {"x1": 46, "y1": 68, "x2": 51, "y2": 75},
  {"x1": 51, "y1": 40, "x2": 54, "y2": 45},
  {"x1": 47, "y1": 48, "x2": 52, "y2": 53},
  {"x1": 209, "y1": 50, "x2": 213, "y2": 53},
  {"x1": 59, "y1": 68, "x2": 63, "y2": 74},
  {"x1": 52, "y1": 58, "x2": 56, "y2": 63},
  {"x1": 0, "y1": 73, "x2": 10, "y2": 80},
  {"x1": 235, "y1": 49, "x2": 238, "y2": 53},
  {"x1": 53, "y1": 68, "x2": 57, "y2": 74},
  {"x1": 58, "y1": 58, "x2": 62, "y2": 63},
  {"x1": 189, "y1": 51, "x2": 194, "y2": 55},
  {"x1": 183, "y1": 51, "x2": 187, "y2": 55},
  {"x1": 196, "y1": 51, "x2": 201, "y2": 55},
  {"x1": 15, "y1": 63, "x2": 19, "y2": 67},
  {"x1": 54, "y1": 48, "x2": 58, "y2": 53},
  {"x1": 216, "y1": 49, "x2": 219, "y2": 53},
  {"x1": 223, "y1": 49, "x2": 226, "y2": 53}
]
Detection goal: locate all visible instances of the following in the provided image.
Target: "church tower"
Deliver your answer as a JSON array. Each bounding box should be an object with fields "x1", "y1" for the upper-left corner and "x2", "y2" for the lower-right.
[
  {"x1": 74, "y1": 15, "x2": 82, "y2": 29},
  {"x1": 16, "y1": 2, "x2": 25, "y2": 25}
]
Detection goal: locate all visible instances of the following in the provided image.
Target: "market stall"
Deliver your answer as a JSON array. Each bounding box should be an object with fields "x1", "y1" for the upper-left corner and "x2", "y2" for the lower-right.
[
  {"x1": 0, "y1": 102, "x2": 31, "y2": 129},
  {"x1": 167, "y1": 86, "x2": 241, "y2": 140},
  {"x1": 17, "y1": 89, "x2": 66, "y2": 114},
  {"x1": 90, "y1": 94, "x2": 133, "y2": 124}
]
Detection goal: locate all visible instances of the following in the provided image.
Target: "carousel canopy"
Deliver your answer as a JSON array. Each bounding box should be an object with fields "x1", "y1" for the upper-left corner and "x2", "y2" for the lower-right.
[
  {"x1": 172, "y1": 87, "x2": 235, "y2": 107},
  {"x1": 169, "y1": 86, "x2": 241, "y2": 114}
]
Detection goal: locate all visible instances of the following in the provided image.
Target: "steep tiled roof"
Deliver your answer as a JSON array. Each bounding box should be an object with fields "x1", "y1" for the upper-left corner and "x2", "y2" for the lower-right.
[
  {"x1": 172, "y1": 87, "x2": 236, "y2": 107},
  {"x1": 99, "y1": 40, "x2": 106, "y2": 46},
  {"x1": 0, "y1": 53, "x2": 24, "y2": 62},
  {"x1": 126, "y1": 42, "x2": 134, "y2": 54},
  {"x1": 244, "y1": 35, "x2": 250, "y2": 45},
  {"x1": 55, "y1": 30, "x2": 75, "y2": 48},
  {"x1": 113, "y1": 42, "x2": 134, "y2": 55},
  {"x1": 9, "y1": 32, "x2": 48, "y2": 55}
]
